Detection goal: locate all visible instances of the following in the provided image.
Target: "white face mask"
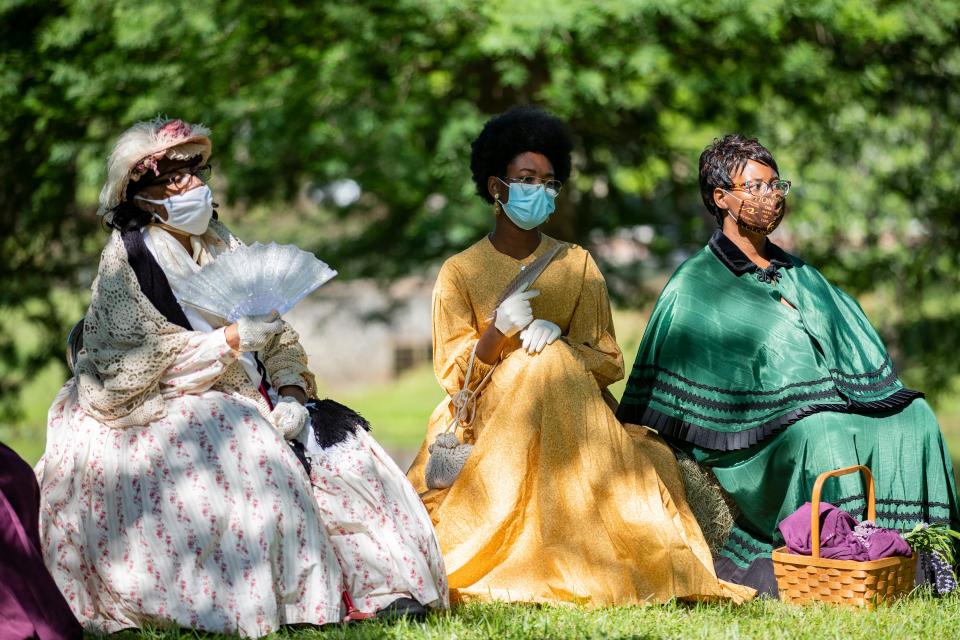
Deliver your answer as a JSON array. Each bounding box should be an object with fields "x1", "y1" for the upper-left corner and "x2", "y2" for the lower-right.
[{"x1": 135, "y1": 185, "x2": 214, "y2": 236}]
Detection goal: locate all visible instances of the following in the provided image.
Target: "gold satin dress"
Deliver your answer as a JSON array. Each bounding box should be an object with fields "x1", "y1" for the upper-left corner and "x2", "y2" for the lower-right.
[{"x1": 407, "y1": 235, "x2": 754, "y2": 606}]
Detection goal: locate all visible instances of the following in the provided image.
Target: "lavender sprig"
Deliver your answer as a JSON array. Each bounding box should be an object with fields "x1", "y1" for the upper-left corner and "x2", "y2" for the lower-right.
[
  {"x1": 853, "y1": 520, "x2": 879, "y2": 550},
  {"x1": 907, "y1": 522, "x2": 960, "y2": 595},
  {"x1": 920, "y1": 551, "x2": 958, "y2": 595}
]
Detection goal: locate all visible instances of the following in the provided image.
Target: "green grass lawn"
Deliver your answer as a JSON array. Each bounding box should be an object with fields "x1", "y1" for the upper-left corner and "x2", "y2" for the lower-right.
[
  {"x1": 107, "y1": 594, "x2": 960, "y2": 639},
  {"x1": 339, "y1": 363, "x2": 443, "y2": 452},
  {"x1": 2, "y1": 360, "x2": 64, "y2": 464}
]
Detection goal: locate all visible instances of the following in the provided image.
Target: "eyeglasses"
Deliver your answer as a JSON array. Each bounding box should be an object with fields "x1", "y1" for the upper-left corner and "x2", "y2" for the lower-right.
[
  {"x1": 727, "y1": 178, "x2": 791, "y2": 197},
  {"x1": 500, "y1": 176, "x2": 563, "y2": 197},
  {"x1": 141, "y1": 164, "x2": 212, "y2": 190}
]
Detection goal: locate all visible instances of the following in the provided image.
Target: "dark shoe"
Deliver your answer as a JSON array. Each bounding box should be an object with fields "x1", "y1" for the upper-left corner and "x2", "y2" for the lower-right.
[{"x1": 376, "y1": 597, "x2": 427, "y2": 621}]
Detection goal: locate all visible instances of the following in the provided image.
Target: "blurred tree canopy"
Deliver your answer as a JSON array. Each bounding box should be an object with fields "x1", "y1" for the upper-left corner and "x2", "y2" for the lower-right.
[{"x1": 2, "y1": 0, "x2": 959, "y2": 418}]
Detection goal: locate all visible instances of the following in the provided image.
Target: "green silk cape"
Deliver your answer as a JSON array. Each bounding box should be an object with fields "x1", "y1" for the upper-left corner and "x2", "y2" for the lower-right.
[{"x1": 616, "y1": 230, "x2": 921, "y2": 451}]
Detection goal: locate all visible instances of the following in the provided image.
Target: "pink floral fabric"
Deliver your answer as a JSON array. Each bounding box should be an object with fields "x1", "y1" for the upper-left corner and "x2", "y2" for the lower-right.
[
  {"x1": 37, "y1": 329, "x2": 343, "y2": 637},
  {"x1": 306, "y1": 430, "x2": 448, "y2": 613}
]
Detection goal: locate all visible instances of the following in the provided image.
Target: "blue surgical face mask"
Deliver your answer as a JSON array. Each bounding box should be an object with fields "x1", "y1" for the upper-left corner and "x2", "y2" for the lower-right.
[{"x1": 499, "y1": 180, "x2": 557, "y2": 230}]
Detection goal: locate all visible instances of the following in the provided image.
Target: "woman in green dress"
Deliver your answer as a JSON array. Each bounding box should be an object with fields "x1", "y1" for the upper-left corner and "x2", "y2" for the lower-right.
[{"x1": 616, "y1": 134, "x2": 959, "y2": 595}]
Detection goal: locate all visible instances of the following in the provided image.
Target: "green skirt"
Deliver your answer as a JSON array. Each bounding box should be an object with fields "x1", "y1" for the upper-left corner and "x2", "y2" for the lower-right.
[{"x1": 689, "y1": 398, "x2": 960, "y2": 596}]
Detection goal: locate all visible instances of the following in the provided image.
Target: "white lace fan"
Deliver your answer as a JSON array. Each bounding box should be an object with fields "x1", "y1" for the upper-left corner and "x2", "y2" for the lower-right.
[{"x1": 175, "y1": 242, "x2": 337, "y2": 321}]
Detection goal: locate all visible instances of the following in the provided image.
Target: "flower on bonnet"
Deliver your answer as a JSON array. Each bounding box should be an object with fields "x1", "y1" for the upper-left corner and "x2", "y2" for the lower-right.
[
  {"x1": 157, "y1": 119, "x2": 193, "y2": 141},
  {"x1": 130, "y1": 155, "x2": 160, "y2": 181}
]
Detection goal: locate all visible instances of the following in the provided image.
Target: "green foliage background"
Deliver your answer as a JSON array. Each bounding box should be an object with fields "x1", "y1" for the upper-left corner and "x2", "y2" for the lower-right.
[{"x1": 2, "y1": 0, "x2": 959, "y2": 421}]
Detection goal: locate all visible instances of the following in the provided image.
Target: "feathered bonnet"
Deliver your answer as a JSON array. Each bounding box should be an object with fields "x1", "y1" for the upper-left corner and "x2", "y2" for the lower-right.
[{"x1": 98, "y1": 117, "x2": 212, "y2": 221}]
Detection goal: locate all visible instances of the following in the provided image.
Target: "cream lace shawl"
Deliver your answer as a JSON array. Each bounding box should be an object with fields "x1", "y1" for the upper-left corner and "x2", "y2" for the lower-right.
[{"x1": 75, "y1": 220, "x2": 317, "y2": 428}]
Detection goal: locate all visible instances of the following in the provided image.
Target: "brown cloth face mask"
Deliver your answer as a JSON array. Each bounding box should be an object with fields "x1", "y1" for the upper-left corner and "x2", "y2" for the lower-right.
[{"x1": 723, "y1": 190, "x2": 786, "y2": 235}]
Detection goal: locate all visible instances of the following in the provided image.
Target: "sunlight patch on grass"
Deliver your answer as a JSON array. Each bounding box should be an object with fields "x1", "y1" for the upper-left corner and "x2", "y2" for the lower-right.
[
  {"x1": 338, "y1": 364, "x2": 443, "y2": 451},
  {"x1": 107, "y1": 593, "x2": 960, "y2": 639}
]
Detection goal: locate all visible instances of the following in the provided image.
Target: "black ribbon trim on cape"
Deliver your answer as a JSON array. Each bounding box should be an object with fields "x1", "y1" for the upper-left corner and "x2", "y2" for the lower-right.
[
  {"x1": 832, "y1": 495, "x2": 954, "y2": 510},
  {"x1": 829, "y1": 356, "x2": 894, "y2": 379},
  {"x1": 628, "y1": 363, "x2": 837, "y2": 397},
  {"x1": 624, "y1": 378, "x2": 842, "y2": 412},
  {"x1": 121, "y1": 230, "x2": 192, "y2": 330},
  {"x1": 628, "y1": 357, "x2": 895, "y2": 399},
  {"x1": 623, "y1": 394, "x2": 844, "y2": 428},
  {"x1": 619, "y1": 388, "x2": 924, "y2": 451},
  {"x1": 833, "y1": 367, "x2": 899, "y2": 393}
]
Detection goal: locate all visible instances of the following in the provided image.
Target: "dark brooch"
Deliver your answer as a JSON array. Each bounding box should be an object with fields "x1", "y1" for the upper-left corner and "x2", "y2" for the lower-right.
[{"x1": 756, "y1": 264, "x2": 782, "y2": 284}]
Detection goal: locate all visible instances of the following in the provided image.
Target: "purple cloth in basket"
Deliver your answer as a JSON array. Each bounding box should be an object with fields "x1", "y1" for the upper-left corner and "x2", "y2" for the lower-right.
[{"x1": 779, "y1": 501, "x2": 912, "y2": 561}]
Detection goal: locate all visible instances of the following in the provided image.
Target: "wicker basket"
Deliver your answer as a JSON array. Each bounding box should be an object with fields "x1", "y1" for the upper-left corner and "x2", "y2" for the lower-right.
[{"x1": 772, "y1": 465, "x2": 916, "y2": 608}]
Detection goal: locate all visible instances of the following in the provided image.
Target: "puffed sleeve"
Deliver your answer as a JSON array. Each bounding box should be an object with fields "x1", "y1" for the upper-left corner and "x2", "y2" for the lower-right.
[
  {"x1": 432, "y1": 261, "x2": 494, "y2": 398},
  {"x1": 260, "y1": 320, "x2": 318, "y2": 396},
  {"x1": 564, "y1": 252, "x2": 624, "y2": 388},
  {"x1": 159, "y1": 327, "x2": 239, "y2": 397}
]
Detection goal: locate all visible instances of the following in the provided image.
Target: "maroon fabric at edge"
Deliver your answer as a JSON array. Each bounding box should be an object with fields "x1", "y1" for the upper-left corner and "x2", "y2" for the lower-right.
[{"x1": 0, "y1": 442, "x2": 82, "y2": 640}]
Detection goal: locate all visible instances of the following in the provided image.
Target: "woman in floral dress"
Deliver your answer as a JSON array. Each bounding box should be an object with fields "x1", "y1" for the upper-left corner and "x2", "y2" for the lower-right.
[{"x1": 37, "y1": 117, "x2": 445, "y2": 637}]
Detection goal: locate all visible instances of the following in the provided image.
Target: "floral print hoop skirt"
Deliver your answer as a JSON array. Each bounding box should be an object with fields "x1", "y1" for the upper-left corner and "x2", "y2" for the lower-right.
[
  {"x1": 38, "y1": 380, "x2": 343, "y2": 637},
  {"x1": 305, "y1": 429, "x2": 448, "y2": 614}
]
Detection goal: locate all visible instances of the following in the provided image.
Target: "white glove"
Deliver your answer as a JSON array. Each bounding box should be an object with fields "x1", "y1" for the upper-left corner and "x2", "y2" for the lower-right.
[
  {"x1": 270, "y1": 396, "x2": 310, "y2": 440},
  {"x1": 237, "y1": 312, "x2": 283, "y2": 352},
  {"x1": 519, "y1": 319, "x2": 561, "y2": 354},
  {"x1": 494, "y1": 289, "x2": 539, "y2": 337}
]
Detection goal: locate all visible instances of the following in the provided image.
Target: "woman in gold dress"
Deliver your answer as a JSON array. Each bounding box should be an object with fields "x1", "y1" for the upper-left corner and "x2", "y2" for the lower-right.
[{"x1": 407, "y1": 107, "x2": 753, "y2": 606}]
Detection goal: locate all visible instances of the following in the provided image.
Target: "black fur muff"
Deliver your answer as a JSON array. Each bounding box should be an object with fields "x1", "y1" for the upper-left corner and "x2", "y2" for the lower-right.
[{"x1": 307, "y1": 398, "x2": 372, "y2": 449}]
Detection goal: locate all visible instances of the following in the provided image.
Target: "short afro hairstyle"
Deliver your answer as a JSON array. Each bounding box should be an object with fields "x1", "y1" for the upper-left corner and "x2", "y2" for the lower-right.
[
  {"x1": 470, "y1": 106, "x2": 573, "y2": 204},
  {"x1": 699, "y1": 134, "x2": 779, "y2": 226}
]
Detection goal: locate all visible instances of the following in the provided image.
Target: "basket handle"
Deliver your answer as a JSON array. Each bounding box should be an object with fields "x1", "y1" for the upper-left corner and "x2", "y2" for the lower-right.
[{"x1": 810, "y1": 465, "x2": 876, "y2": 559}]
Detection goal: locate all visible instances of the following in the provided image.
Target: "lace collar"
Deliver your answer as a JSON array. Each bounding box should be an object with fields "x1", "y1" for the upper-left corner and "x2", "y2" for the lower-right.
[{"x1": 708, "y1": 229, "x2": 793, "y2": 284}]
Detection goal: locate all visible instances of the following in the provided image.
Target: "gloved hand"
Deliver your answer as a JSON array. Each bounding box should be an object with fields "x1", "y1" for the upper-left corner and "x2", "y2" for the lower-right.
[
  {"x1": 494, "y1": 289, "x2": 539, "y2": 337},
  {"x1": 519, "y1": 318, "x2": 561, "y2": 354},
  {"x1": 237, "y1": 311, "x2": 283, "y2": 352},
  {"x1": 270, "y1": 395, "x2": 310, "y2": 440}
]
